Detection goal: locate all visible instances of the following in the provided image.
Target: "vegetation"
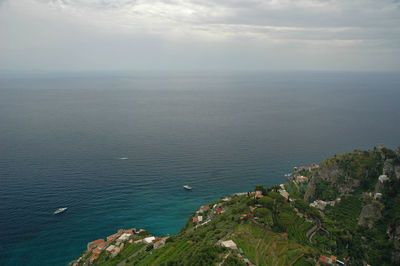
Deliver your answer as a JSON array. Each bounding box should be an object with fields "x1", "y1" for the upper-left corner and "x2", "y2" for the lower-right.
[{"x1": 74, "y1": 146, "x2": 400, "y2": 266}]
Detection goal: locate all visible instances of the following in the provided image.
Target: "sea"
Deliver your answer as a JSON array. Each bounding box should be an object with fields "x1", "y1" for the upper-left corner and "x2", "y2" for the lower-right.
[{"x1": 0, "y1": 71, "x2": 399, "y2": 265}]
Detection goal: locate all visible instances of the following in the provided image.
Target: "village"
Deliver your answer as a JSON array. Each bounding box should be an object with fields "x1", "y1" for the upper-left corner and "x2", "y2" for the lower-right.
[{"x1": 71, "y1": 227, "x2": 170, "y2": 265}]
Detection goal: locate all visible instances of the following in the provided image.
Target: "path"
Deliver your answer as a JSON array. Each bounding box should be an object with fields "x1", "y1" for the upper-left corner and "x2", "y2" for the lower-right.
[{"x1": 306, "y1": 219, "x2": 321, "y2": 242}]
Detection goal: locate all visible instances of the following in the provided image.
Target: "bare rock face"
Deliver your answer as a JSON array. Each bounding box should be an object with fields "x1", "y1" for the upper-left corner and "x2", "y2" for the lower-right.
[
  {"x1": 317, "y1": 166, "x2": 343, "y2": 182},
  {"x1": 304, "y1": 166, "x2": 343, "y2": 202},
  {"x1": 358, "y1": 202, "x2": 383, "y2": 229}
]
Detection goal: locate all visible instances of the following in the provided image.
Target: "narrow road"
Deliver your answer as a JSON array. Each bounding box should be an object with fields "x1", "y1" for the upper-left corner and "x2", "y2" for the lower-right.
[{"x1": 306, "y1": 219, "x2": 321, "y2": 242}]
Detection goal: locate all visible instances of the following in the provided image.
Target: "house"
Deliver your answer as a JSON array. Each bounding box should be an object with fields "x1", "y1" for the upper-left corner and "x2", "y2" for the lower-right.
[
  {"x1": 117, "y1": 233, "x2": 131, "y2": 243},
  {"x1": 139, "y1": 229, "x2": 146, "y2": 233},
  {"x1": 379, "y1": 175, "x2": 389, "y2": 183},
  {"x1": 296, "y1": 175, "x2": 308, "y2": 183},
  {"x1": 143, "y1": 236, "x2": 156, "y2": 244},
  {"x1": 107, "y1": 231, "x2": 122, "y2": 242},
  {"x1": 255, "y1": 191, "x2": 263, "y2": 198},
  {"x1": 111, "y1": 246, "x2": 120, "y2": 257},
  {"x1": 200, "y1": 205, "x2": 210, "y2": 213},
  {"x1": 154, "y1": 239, "x2": 166, "y2": 249},
  {"x1": 106, "y1": 245, "x2": 116, "y2": 253},
  {"x1": 216, "y1": 207, "x2": 223, "y2": 214},
  {"x1": 319, "y1": 255, "x2": 333, "y2": 264},
  {"x1": 87, "y1": 239, "x2": 105, "y2": 251},
  {"x1": 311, "y1": 163, "x2": 319, "y2": 169},
  {"x1": 198, "y1": 216, "x2": 203, "y2": 222},
  {"x1": 97, "y1": 243, "x2": 106, "y2": 250},
  {"x1": 279, "y1": 189, "x2": 289, "y2": 200},
  {"x1": 89, "y1": 253, "x2": 100, "y2": 264},
  {"x1": 125, "y1": 228, "x2": 136, "y2": 234},
  {"x1": 92, "y1": 247, "x2": 102, "y2": 256},
  {"x1": 221, "y1": 240, "x2": 238, "y2": 250},
  {"x1": 222, "y1": 197, "x2": 231, "y2": 202},
  {"x1": 193, "y1": 216, "x2": 198, "y2": 223}
]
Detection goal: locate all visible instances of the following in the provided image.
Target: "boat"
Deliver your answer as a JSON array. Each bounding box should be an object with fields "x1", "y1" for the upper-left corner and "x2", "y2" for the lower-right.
[
  {"x1": 183, "y1": 185, "x2": 192, "y2": 190},
  {"x1": 54, "y1": 207, "x2": 68, "y2": 215}
]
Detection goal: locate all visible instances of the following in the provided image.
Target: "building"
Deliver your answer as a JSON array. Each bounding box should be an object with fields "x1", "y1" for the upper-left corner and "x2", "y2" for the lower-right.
[
  {"x1": 107, "y1": 231, "x2": 122, "y2": 242},
  {"x1": 87, "y1": 239, "x2": 105, "y2": 251},
  {"x1": 379, "y1": 175, "x2": 389, "y2": 183},
  {"x1": 125, "y1": 228, "x2": 136, "y2": 234},
  {"x1": 221, "y1": 240, "x2": 238, "y2": 250},
  {"x1": 118, "y1": 233, "x2": 132, "y2": 242},
  {"x1": 111, "y1": 246, "x2": 120, "y2": 257},
  {"x1": 200, "y1": 205, "x2": 210, "y2": 213},
  {"x1": 193, "y1": 216, "x2": 198, "y2": 223},
  {"x1": 319, "y1": 255, "x2": 333, "y2": 264},
  {"x1": 296, "y1": 175, "x2": 308, "y2": 183},
  {"x1": 144, "y1": 236, "x2": 156, "y2": 244},
  {"x1": 106, "y1": 245, "x2": 116, "y2": 253},
  {"x1": 154, "y1": 239, "x2": 166, "y2": 249},
  {"x1": 89, "y1": 253, "x2": 100, "y2": 264},
  {"x1": 374, "y1": 193, "x2": 382, "y2": 200},
  {"x1": 198, "y1": 216, "x2": 203, "y2": 222}
]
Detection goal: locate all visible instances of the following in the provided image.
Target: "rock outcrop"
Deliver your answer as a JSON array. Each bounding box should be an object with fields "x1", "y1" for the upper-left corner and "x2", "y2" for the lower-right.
[{"x1": 358, "y1": 201, "x2": 383, "y2": 229}]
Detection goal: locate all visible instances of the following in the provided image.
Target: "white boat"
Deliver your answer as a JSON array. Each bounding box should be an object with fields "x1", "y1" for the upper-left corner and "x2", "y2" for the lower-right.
[
  {"x1": 183, "y1": 185, "x2": 192, "y2": 190},
  {"x1": 54, "y1": 207, "x2": 68, "y2": 215}
]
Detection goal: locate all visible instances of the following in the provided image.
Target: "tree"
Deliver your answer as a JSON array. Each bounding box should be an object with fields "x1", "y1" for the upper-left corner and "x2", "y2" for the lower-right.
[
  {"x1": 255, "y1": 184, "x2": 267, "y2": 195},
  {"x1": 258, "y1": 196, "x2": 274, "y2": 209}
]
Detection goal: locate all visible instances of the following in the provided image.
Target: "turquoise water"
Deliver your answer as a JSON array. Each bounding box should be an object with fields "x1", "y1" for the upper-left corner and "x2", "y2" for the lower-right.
[{"x1": 0, "y1": 72, "x2": 399, "y2": 265}]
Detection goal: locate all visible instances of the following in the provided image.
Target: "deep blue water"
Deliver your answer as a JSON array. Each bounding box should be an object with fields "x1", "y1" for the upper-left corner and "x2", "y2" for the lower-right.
[{"x1": 0, "y1": 71, "x2": 399, "y2": 265}]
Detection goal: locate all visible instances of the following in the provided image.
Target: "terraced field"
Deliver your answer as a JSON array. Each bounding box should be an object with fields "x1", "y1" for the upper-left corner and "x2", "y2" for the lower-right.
[{"x1": 232, "y1": 223, "x2": 315, "y2": 266}]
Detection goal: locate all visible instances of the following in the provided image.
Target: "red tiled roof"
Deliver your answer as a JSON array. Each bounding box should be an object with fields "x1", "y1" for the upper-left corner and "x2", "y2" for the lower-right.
[
  {"x1": 200, "y1": 205, "x2": 210, "y2": 210},
  {"x1": 125, "y1": 228, "x2": 136, "y2": 234},
  {"x1": 90, "y1": 239, "x2": 104, "y2": 245},
  {"x1": 92, "y1": 248, "x2": 102, "y2": 255},
  {"x1": 319, "y1": 255, "x2": 329, "y2": 263}
]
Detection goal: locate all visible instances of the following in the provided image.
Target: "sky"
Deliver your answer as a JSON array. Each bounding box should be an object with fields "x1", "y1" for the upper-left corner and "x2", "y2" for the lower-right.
[{"x1": 0, "y1": 0, "x2": 400, "y2": 72}]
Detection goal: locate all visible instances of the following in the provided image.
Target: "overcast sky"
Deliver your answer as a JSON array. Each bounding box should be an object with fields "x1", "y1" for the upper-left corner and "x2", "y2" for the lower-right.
[{"x1": 1, "y1": 0, "x2": 400, "y2": 72}]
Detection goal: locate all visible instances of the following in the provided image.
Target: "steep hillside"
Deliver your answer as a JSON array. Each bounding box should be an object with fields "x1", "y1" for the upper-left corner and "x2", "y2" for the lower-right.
[{"x1": 71, "y1": 145, "x2": 400, "y2": 266}]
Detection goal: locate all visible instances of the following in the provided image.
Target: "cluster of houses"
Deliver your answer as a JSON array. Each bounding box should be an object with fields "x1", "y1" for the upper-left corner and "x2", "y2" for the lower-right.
[
  {"x1": 192, "y1": 202, "x2": 227, "y2": 225},
  {"x1": 72, "y1": 227, "x2": 161, "y2": 265}
]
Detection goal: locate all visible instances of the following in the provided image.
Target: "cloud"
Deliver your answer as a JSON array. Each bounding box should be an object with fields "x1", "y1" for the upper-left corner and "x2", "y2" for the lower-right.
[{"x1": 0, "y1": 0, "x2": 399, "y2": 71}]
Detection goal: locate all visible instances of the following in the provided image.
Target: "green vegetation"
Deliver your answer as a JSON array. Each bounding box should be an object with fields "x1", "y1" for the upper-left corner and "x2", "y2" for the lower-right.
[{"x1": 73, "y1": 146, "x2": 400, "y2": 266}]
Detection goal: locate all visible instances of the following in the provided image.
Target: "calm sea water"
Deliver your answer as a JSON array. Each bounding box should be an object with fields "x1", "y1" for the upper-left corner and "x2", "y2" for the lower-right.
[{"x1": 0, "y1": 72, "x2": 399, "y2": 265}]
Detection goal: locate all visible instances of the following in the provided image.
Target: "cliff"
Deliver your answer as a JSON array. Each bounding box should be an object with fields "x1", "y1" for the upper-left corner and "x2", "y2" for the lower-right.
[{"x1": 71, "y1": 145, "x2": 400, "y2": 266}]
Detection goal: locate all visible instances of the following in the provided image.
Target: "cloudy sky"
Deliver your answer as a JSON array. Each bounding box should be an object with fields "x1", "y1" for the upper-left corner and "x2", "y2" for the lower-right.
[{"x1": 1, "y1": 0, "x2": 399, "y2": 71}]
